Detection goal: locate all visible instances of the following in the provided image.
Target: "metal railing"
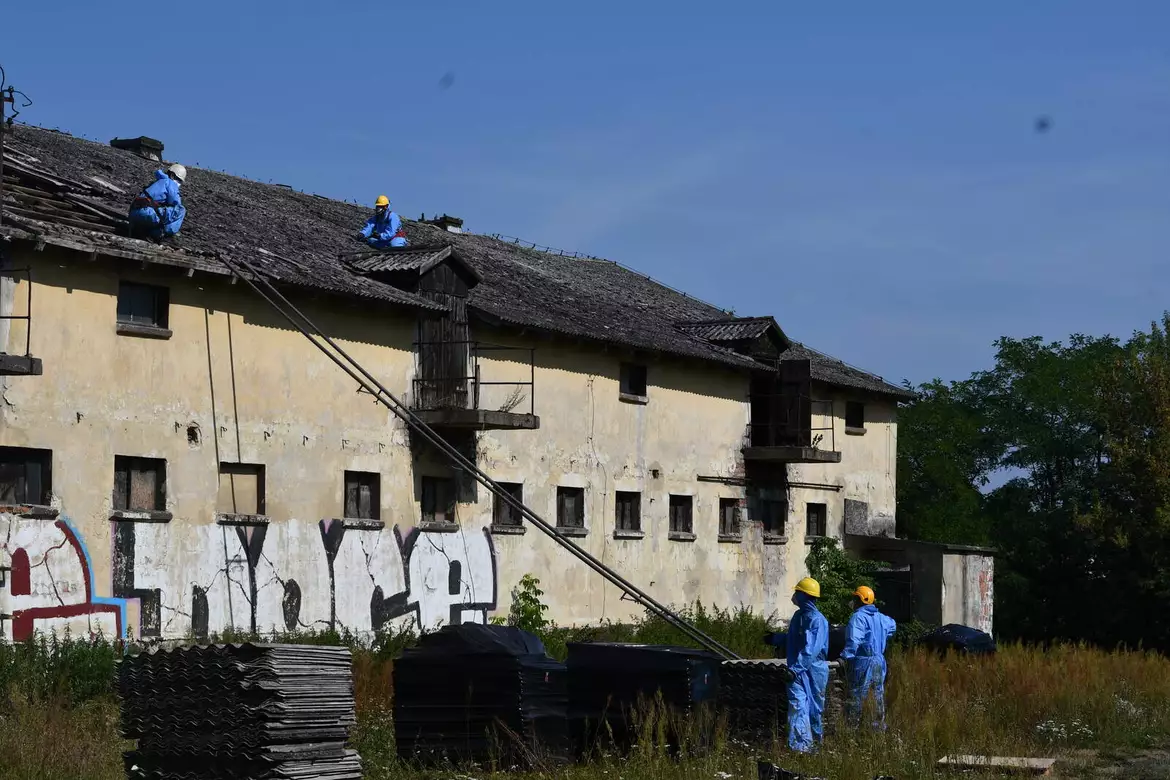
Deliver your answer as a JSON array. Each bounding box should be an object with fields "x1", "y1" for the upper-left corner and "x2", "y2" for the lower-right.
[
  {"x1": 412, "y1": 341, "x2": 536, "y2": 416},
  {"x1": 0, "y1": 266, "x2": 32, "y2": 358},
  {"x1": 748, "y1": 396, "x2": 836, "y2": 451}
]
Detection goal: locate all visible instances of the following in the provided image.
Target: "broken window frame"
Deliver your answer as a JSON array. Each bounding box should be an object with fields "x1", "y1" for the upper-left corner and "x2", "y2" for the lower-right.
[
  {"x1": 556, "y1": 486, "x2": 585, "y2": 530},
  {"x1": 758, "y1": 497, "x2": 788, "y2": 537},
  {"x1": 116, "y1": 281, "x2": 170, "y2": 329},
  {"x1": 806, "y1": 502, "x2": 828, "y2": 538},
  {"x1": 615, "y1": 491, "x2": 641, "y2": 532},
  {"x1": 668, "y1": 494, "x2": 693, "y2": 535},
  {"x1": 113, "y1": 456, "x2": 166, "y2": 512},
  {"x1": 845, "y1": 401, "x2": 866, "y2": 431},
  {"x1": 719, "y1": 498, "x2": 741, "y2": 538},
  {"x1": 421, "y1": 475, "x2": 456, "y2": 525},
  {"x1": 492, "y1": 482, "x2": 524, "y2": 527},
  {"x1": 619, "y1": 362, "x2": 648, "y2": 399},
  {"x1": 217, "y1": 462, "x2": 266, "y2": 516},
  {"x1": 0, "y1": 446, "x2": 52, "y2": 506},
  {"x1": 344, "y1": 470, "x2": 380, "y2": 521}
]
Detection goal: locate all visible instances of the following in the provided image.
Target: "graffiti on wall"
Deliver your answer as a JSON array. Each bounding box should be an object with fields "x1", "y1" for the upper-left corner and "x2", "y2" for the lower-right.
[{"x1": 1, "y1": 510, "x2": 497, "y2": 641}]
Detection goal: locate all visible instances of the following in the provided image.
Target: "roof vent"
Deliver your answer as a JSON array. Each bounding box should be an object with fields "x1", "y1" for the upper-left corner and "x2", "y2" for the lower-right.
[
  {"x1": 109, "y1": 136, "x2": 165, "y2": 162},
  {"x1": 423, "y1": 213, "x2": 464, "y2": 234}
]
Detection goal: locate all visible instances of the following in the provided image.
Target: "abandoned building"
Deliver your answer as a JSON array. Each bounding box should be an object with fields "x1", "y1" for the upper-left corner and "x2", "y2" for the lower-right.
[{"x1": 0, "y1": 126, "x2": 993, "y2": 642}]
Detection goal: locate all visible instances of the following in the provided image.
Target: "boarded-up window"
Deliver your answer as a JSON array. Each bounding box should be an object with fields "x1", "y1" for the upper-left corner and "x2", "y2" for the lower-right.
[
  {"x1": 557, "y1": 487, "x2": 585, "y2": 529},
  {"x1": 113, "y1": 456, "x2": 166, "y2": 511},
  {"x1": 493, "y1": 482, "x2": 523, "y2": 527},
  {"x1": 117, "y1": 281, "x2": 169, "y2": 328},
  {"x1": 0, "y1": 446, "x2": 52, "y2": 506},
  {"x1": 344, "y1": 471, "x2": 380, "y2": 520},
  {"x1": 615, "y1": 491, "x2": 641, "y2": 532},
  {"x1": 421, "y1": 476, "x2": 455, "y2": 524},
  {"x1": 217, "y1": 463, "x2": 265, "y2": 516},
  {"x1": 806, "y1": 502, "x2": 828, "y2": 537},
  {"x1": 669, "y1": 495, "x2": 693, "y2": 534},
  {"x1": 719, "y1": 498, "x2": 740, "y2": 537}
]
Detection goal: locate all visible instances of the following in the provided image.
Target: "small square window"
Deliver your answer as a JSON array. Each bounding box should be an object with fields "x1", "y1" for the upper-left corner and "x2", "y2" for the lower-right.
[
  {"x1": 114, "y1": 456, "x2": 166, "y2": 512},
  {"x1": 620, "y1": 363, "x2": 648, "y2": 398},
  {"x1": 218, "y1": 463, "x2": 265, "y2": 516},
  {"x1": 758, "y1": 497, "x2": 787, "y2": 536},
  {"x1": 719, "y1": 498, "x2": 740, "y2": 537},
  {"x1": 806, "y1": 502, "x2": 827, "y2": 538},
  {"x1": 0, "y1": 446, "x2": 52, "y2": 506},
  {"x1": 421, "y1": 476, "x2": 456, "y2": 524},
  {"x1": 117, "y1": 281, "x2": 169, "y2": 328},
  {"x1": 845, "y1": 401, "x2": 865, "y2": 431},
  {"x1": 669, "y1": 495, "x2": 693, "y2": 534},
  {"x1": 615, "y1": 491, "x2": 641, "y2": 532},
  {"x1": 493, "y1": 482, "x2": 524, "y2": 527},
  {"x1": 344, "y1": 471, "x2": 380, "y2": 520},
  {"x1": 557, "y1": 486, "x2": 585, "y2": 529}
]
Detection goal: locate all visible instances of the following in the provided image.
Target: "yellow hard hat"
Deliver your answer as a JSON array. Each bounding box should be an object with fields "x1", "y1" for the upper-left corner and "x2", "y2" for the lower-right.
[
  {"x1": 853, "y1": 585, "x2": 875, "y2": 605},
  {"x1": 794, "y1": 577, "x2": 821, "y2": 598},
  {"x1": 375, "y1": 195, "x2": 390, "y2": 207}
]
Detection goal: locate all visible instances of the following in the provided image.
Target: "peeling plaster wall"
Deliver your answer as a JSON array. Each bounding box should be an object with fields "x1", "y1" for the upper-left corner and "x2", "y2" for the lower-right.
[{"x1": 942, "y1": 553, "x2": 994, "y2": 635}]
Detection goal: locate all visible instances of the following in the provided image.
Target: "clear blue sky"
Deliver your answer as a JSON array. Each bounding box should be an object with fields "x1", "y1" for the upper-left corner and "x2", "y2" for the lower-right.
[{"x1": 4, "y1": 2, "x2": 1168, "y2": 386}]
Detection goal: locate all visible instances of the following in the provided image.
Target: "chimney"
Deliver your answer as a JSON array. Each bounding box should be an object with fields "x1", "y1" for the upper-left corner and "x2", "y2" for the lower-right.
[
  {"x1": 425, "y1": 213, "x2": 464, "y2": 234},
  {"x1": 109, "y1": 136, "x2": 165, "y2": 162}
]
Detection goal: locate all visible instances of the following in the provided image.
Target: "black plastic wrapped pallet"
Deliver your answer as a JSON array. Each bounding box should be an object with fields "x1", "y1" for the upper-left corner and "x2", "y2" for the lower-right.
[{"x1": 392, "y1": 624, "x2": 570, "y2": 767}]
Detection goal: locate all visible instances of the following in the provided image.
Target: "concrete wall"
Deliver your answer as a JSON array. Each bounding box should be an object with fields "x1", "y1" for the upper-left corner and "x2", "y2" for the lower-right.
[
  {"x1": 941, "y1": 552, "x2": 994, "y2": 635},
  {"x1": 0, "y1": 249, "x2": 902, "y2": 641}
]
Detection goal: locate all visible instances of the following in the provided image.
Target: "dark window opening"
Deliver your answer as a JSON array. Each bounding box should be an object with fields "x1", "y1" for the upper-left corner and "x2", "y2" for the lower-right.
[
  {"x1": 615, "y1": 491, "x2": 641, "y2": 532},
  {"x1": 557, "y1": 486, "x2": 585, "y2": 529},
  {"x1": 845, "y1": 401, "x2": 865, "y2": 430},
  {"x1": 620, "y1": 363, "x2": 648, "y2": 397},
  {"x1": 806, "y1": 502, "x2": 828, "y2": 538},
  {"x1": 0, "y1": 446, "x2": 52, "y2": 506},
  {"x1": 113, "y1": 456, "x2": 166, "y2": 512},
  {"x1": 719, "y1": 498, "x2": 740, "y2": 537},
  {"x1": 493, "y1": 482, "x2": 524, "y2": 527},
  {"x1": 669, "y1": 495, "x2": 693, "y2": 534},
  {"x1": 344, "y1": 471, "x2": 380, "y2": 520},
  {"x1": 759, "y1": 498, "x2": 787, "y2": 536},
  {"x1": 217, "y1": 463, "x2": 265, "y2": 516},
  {"x1": 421, "y1": 476, "x2": 456, "y2": 524},
  {"x1": 117, "y1": 281, "x2": 169, "y2": 328}
]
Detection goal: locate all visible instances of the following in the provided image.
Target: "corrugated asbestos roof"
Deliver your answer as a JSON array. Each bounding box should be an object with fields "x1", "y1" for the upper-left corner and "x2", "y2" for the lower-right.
[
  {"x1": 0, "y1": 125, "x2": 909, "y2": 397},
  {"x1": 676, "y1": 317, "x2": 778, "y2": 343}
]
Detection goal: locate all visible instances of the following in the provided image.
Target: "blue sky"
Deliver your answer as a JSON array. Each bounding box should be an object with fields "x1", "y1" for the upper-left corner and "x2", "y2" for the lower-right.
[{"x1": 4, "y1": 2, "x2": 1168, "y2": 386}]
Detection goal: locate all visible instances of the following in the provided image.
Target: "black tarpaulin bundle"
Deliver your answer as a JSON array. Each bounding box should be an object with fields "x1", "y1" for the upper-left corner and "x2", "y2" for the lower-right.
[
  {"x1": 118, "y1": 644, "x2": 361, "y2": 780},
  {"x1": 566, "y1": 642, "x2": 722, "y2": 755},
  {"x1": 393, "y1": 624, "x2": 569, "y2": 767}
]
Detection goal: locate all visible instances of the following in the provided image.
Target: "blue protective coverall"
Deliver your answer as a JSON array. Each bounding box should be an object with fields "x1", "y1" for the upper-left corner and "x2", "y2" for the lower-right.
[
  {"x1": 767, "y1": 592, "x2": 829, "y2": 752},
  {"x1": 128, "y1": 170, "x2": 185, "y2": 238},
  {"x1": 361, "y1": 209, "x2": 408, "y2": 248},
  {"x1": 840, "y1": 604, "x2": 897, "y2": 730}
]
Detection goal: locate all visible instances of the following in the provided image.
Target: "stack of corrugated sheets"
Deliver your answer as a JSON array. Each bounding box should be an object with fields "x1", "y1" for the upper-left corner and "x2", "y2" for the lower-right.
[{"x1": 118, "y1": 644, "x2": 361, "y2": 780}]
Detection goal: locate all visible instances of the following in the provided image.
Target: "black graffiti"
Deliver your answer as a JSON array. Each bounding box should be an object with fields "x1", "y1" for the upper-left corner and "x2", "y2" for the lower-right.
[
  {"x1": 282, "y1": 580, "x2": 302, "y2": 632},
  {"x1": 234, "y1": 524, "x2": 268, "y2": 634},
  {"x1": 318, "y1": 519, "x2": 346, "y2": 630},
  {"x1": 111, "y1": 522, "x2": 162, "y2": 638},
  {"x1": 192, "y1": 585, "x2": 209, "y2": 639}
]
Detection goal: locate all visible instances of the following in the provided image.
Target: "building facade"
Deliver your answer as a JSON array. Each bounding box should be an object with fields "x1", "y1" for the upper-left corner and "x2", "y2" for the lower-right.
[{"x1": 0, "y1": 126, "x2": 961, "y2": 643}]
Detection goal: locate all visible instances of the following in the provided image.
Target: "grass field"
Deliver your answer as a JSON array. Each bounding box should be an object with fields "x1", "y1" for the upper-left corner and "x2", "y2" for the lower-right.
[{"x1": 3, "y1": 619, "x2": 1169, "y2": 779}]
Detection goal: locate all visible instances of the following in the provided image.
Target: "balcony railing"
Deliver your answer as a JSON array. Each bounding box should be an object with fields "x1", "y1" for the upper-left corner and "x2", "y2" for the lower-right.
[
  {"x1": 0, "y1": 266, "x2": 41, "y2": 376},
  {"x1": 411, "y1": 341, "x2": 538, "y2": 430},
  {"x1": 744, "y1": 397, "x2": 839, "y2": 463}
]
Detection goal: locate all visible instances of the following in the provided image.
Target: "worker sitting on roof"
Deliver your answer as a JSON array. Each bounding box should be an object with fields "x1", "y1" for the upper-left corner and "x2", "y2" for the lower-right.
[
  {"x1": 360, "y1": 195, "x2": 408, "y2": 249},
  {"x1": 128, "y1": 164, "x2": 187, "y2": 241}
]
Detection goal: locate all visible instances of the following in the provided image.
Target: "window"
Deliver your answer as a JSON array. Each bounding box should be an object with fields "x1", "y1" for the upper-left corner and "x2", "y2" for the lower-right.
[
  {"x1": 0, "y1": 446, "x2": 52, "y2": 505},
  {"x1": 493, "y1": 482, "x2": 524, "y2": 527},
  {"x1": 669, "y1": 495, "x2": 693, "y2": 534},
  {"x1": 117, "y1": 281, "x2": 169, "y2": 328},
  {"x1": 845, "y1": 401, "x2": 865, "y2": 431},
  {"x1": 620, "y1": 362, "x2": 648, "y2": 398},
  {"x1": 719, "y1": 498, "x2": 740, "y2": 537},
  {"x1": 759, "y1": 497, "x2": 787, "y2": 537},
  {"x1": 217, "y1": 463, "x2": 265, "y2": 516},
  {"x1": 806, "y1": 502, "x2": 828, "y2": 538},
  {"x1": 113, "y1": 456, "x2": 166, "y2": 511},
  {"x1": 421, "y1": 476, "x2": 456, "y2": 525},
  {"x1": 344, "y1": 471, "x2": 380, "y2": 520},
  {"x1": 615, "y1": 491, "x2": 641, "y2": 532},
  {"x1": 557, "y1": 486, "x2": 585, "y2": 529}
]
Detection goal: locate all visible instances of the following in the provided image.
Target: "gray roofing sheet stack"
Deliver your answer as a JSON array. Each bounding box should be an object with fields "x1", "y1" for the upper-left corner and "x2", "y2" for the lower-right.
[{"x1": 118, "y1": 643, "x2": 361, "y2": 780}]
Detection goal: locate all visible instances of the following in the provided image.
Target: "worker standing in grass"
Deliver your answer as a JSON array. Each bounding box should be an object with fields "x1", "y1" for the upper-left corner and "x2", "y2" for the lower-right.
[
  {"x1": 840, "y1": 585, "x2": 897, "y2": 731},
  {"x1": 361, "y1": 195, "x2": 408, "y2": 248},
  {"x1": 764, "y1": 577, "x2": 829, "y2": 752},
  {"x1": 128, "y1": 164, "x2": 187, "y2": 241}
]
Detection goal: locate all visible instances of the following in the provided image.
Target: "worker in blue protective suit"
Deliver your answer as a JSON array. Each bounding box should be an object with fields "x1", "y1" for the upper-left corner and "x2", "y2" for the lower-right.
[
  {"x1": 128, "y1": 164, "x2": 187, "y2": 241},
  {"x1": 763, "y1": 576, "x2": 829, "y2": 753},
  {"x1": 840, "y1": 585, "x2": 897, "y2": 731},
  {"x1": 360, "y1": 194, "x2": 408, "y2": 248}
]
